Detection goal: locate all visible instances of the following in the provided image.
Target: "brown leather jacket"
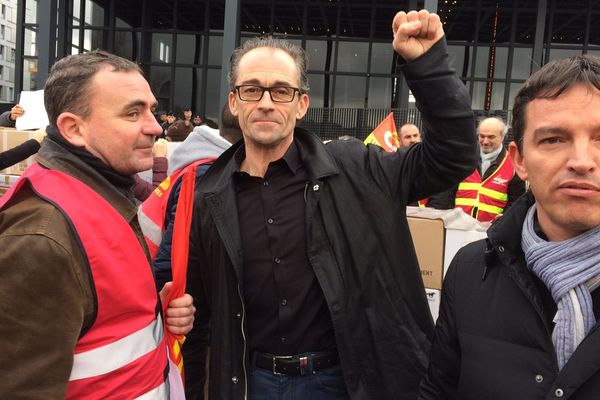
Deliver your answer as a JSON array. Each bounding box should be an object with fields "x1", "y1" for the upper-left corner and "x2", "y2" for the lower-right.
[{"x1": 0, "y1": 139, "x2": 150, "y2": 398}]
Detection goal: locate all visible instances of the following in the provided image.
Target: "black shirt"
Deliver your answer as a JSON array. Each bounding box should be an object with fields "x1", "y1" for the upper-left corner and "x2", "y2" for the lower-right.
[{"x1": 234, "y1": 142, "x2": 336, "y2": 355}]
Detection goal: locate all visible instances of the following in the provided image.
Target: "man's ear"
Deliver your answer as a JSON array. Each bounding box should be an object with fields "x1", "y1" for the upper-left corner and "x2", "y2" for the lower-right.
[
  {"x1": 508, "y1": 141, "x2": 528, "y2": 181},
  {"x1": 56, "y1": 112, "x2": 88, "y2": 148},
  {"x1": 295, "y1": 92, "x2": 309, "y2": 120},
  {"x1": 228, "y1": 91, "x2": 238, "y2": 117}
]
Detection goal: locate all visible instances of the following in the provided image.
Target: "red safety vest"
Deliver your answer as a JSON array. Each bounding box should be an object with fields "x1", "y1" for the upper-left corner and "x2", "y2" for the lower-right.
[
  {"x1": 0, "y1": 164, "x2": 169, "y2": 399},
  {"x1": 454, "y1": 151, "x2": 515, "y2": 222},
  {"x1": 138, "y1": 158, "x2": 215, "y2": 259}
]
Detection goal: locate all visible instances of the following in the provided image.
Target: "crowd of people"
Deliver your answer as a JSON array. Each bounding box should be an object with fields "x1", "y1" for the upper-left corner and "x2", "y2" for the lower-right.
[{"x1": 1, "y1": 6, "x2": 600, "y2": 400}]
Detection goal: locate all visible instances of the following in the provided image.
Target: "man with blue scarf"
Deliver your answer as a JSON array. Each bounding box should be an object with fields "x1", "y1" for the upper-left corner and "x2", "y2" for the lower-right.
[{"x1": 419, "y1": 55, "x2": 600, "y2": 399}]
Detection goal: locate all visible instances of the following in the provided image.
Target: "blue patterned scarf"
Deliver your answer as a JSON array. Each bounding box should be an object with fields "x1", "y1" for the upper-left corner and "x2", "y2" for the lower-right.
[{"x1": 522, "y1": 203, "x2": 600, "y2": 369}]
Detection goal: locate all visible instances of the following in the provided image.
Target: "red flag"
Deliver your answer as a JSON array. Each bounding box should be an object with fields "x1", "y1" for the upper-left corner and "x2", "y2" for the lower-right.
[{"x1": 364, "y1": 112, "x2": 399, "y2": 152}]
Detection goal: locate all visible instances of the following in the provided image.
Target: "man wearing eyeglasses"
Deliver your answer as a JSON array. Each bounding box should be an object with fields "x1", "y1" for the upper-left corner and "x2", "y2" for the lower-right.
[{"x1": 184, "y1": 9, "x2": 477, "y2": 400}]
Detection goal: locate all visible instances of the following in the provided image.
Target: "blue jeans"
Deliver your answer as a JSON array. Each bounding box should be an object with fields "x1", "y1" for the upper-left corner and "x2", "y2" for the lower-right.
[{"x1": 249, "y1": 356, "x2": 350, "y2": 400}]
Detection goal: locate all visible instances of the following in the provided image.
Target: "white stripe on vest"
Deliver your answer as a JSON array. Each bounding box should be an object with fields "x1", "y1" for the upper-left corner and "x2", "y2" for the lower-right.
[
  {"x1": 135, "y1": 379, "x2": 169, "y2": 400},
  {"x1": 138, "y1": 207, "x2": 163, "y2": 248},
  {"x1": 69, "y1": 314, "x2": 164, "y2": 381}
]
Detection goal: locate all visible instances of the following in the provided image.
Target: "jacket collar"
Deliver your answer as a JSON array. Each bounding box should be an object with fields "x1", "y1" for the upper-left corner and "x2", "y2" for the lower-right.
[
  {"x1": 201, "y1": 126, "x2": 339, "y2": 195},
  {"x1": 35, "y1": 140, "x2": 138, "y2": 223},
  {"x1": 486, "y1": 190, "x2": 535, "y2": 257}
]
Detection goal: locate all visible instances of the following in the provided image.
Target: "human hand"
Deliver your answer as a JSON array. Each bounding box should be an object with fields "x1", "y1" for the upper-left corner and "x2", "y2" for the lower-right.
[
  {"x1": 32, "y1": 129, "x2": 47, "y2": 144},
  {"x1": 392, "y1": 10, "x2": 444, "y2": 61},
  {"x1": 10, "y1": 104, "x2": 24, "y2": 121},
  {"x1": 153, "y1": 138, "x2": 168, "y2": 157},
  {"x1": 160, "y1": 282, "x2": 195, "y2": 335}
]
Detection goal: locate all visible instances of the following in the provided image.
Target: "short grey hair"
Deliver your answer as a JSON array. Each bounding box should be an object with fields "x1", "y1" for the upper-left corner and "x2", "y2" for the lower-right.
[
  {"x1": 228, "y1": 36, "x2": 310, "y2": 93},
  {"x1": 477, "y1": 116, "x2": 508, "y2": 136}
]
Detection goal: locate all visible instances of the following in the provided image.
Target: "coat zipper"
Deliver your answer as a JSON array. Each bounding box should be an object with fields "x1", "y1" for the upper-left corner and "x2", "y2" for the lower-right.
[{"x1": 237, "y1": 283, "x2": 248, "y2": 399}]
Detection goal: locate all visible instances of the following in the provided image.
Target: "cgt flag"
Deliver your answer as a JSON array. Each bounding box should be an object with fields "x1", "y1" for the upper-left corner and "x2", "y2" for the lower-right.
[{"x1": 364, "y1": 112, "x2": 399, "y2": 152}]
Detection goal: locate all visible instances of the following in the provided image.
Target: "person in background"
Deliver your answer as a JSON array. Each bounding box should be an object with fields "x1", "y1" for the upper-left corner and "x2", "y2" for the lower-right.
[
  {"x1": 167, "y1": 118, "x2": 194, "y2": 142},
  {"x1": 0, "y1": 103, "x2": 25, "y2": 128},
  {"x1": 0, "y1": 129, "x2": 46, "y2": 171},
  {"x1": 0, "y1": 50, "x2": 194, "y2": 398},
  {"x1": 419, "y1": 54, "x2": 600, "y2": 400},
  {"x1": 132, "y1": 138, "x2": 169, "y2": 201},
  {"x1": 399, "y1": 123, "x2": 421, "y2": 147},
  {"x1": 183, "y1": 9, "x2": 477, "y2": 400},
  {"x1": 193, "y1": 114, "x2": 203, "y2": 127},
  {"x1": 162, "y1": 112, "x2": 176, "y2": 137},
  {"x1": 183, "y1": 107, "x2": 193, "y2": 123}
]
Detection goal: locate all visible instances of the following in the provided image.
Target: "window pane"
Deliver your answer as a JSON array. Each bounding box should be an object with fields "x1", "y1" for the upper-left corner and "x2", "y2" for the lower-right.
[
  {"x1": 337, "y1": 41, "x2": 368, "y2": 73},
  {"x1": 493, "y1": 47, "x2": 508, "y2": 79},
  {"x1": 24, "y1": 27, "x2": 36, "y2": 57},
  {"x1": 488, "y1": 82, "x2": 505, "y2": 110},
  {"x1": 83, "y1": 29, "x2": 103, "y2": 52},
  {"x1": 273, "y1": 3, "x2": 303, "y2": 35},
  {"x1": 152, "y1": 33, "x2": 172, "y2": 63},
  {"x1": 306, "y1": 40, "x2": 329, "y2": 72},
  {"x1": 548, "y1": 48, "x2": 581, "y2": 62},
  {"x1": 207, "y1": 35, "x2": 222, "y2": 66},
  {"x1": 174, "y1": 67, "x2": 194, "y2": 116},
  {"x1": 84, "y1": 0, "x2": 105, "y2": 27},
  {"x1": 149, "y1": 66, "x2": 171, "y2": 111},
  {"x1": 370, "y1": 42, "x2": 394, "y2": 74},
  {"x1": 114, "y1": 31, "x2": 139, "y2": 59},
  {"x1": 368, "y1": 77, "x2": 392, "y2": 109},
  {"x1": 508, "y1": 82, "x2": 524, "y2": 110},
  {"x1": 307, "y1": 73, "x2": 325, "y2": 108},
  {"x1": 474, "y1": 46, "x2": 490, "y2": 78},
  {"x1": 205, "y1": 68, "x2": 221, "y2": 119},
  {"x1": 25, "y1": 0, "x2": 37, "y2": 24},
  {"x1": 471, "y1": 81, "x2": 486, "y2": 110},
  {"x1": 511, "y1": 47, "x2": 533, "y2": 79},
  {"x1": 448, "y1": 45, "x2": 466, "y2": 77},
  {"x1": 177, "y1": 34, "x2": 202, "y2": 64},
  {"x1": 148, "y1": 1, "x2": 174, "y2": 29},
  {"x1": 22, "y1": 58, "x2": 38, "y2": 91},
  {"x1": 334, "y1": 75, "x2": 366, "y2": 108}
]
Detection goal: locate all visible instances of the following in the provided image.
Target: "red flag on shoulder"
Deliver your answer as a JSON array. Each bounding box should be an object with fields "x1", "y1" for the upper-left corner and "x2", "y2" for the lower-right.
[{"x1": 364, "y1": 112, "x2": 399, "y2": 152}]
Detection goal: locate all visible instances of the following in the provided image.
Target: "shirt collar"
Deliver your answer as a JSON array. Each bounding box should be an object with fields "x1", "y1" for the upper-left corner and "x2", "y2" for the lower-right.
[{"x1": 233, "y1": 139, "x2": 302, "y2": 177}]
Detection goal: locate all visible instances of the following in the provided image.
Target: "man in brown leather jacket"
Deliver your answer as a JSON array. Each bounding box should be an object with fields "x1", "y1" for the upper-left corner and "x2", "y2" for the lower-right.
[{"x1": 0, "y1": 50, "x2": 195, "y2": 398}]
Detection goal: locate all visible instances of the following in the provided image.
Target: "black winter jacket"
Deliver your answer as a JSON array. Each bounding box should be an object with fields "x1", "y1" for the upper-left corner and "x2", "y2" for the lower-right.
[
  {"x1": 419, "y1": 192, "x2": 600, "y2": 400},
  {"x1": 184, "y1": 38, "x2": 478, "y2": 400}
]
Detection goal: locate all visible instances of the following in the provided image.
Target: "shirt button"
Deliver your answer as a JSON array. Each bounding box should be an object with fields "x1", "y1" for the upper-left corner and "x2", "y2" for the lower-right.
[
  {"x1": 535, "y1": 374, "x2": 543, "y2": 383},
  {"x1": 231, "y1": 376, "x2": 239, "y2": 384},
  {"x1": 267, "y1": 218, "x2": 274, "y2": 224},
  {"x1": 555, "y1": 388, "x2": 564, "y2": 398},
  {"x1": 263, "y1": 181, "x2": 269, "y2": 186},
  {"x1": 280, "y1": 336, "x2": 286, "y2": 344},
  {"x1": 236, "y1": 312, "x2": 241, "y2": 318},
  {"x1": 274, "y1": 257, "x2": 281, "y2": 264},
  {"x1": 281, "y1": 298, "x2": 288, "y2": 306},
  {"x1": 498, "y1": 245, "x2": 505, "y2": 252}
]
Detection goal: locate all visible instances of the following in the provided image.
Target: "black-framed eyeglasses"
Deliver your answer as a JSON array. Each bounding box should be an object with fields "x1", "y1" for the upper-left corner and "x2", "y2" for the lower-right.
[{"x1": 234, "y1": 85, "x2": 301, "y2": 103}]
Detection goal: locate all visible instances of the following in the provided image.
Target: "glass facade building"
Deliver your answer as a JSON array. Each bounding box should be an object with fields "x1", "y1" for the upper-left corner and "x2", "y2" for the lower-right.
[{"x1": 11, "y1": 0, "x2": 600, "y2": 137}]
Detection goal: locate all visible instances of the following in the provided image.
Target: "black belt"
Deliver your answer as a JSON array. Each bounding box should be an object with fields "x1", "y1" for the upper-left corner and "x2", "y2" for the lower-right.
[{"x1": 254, "y1": 351, "x2": 339, "y2": 376}]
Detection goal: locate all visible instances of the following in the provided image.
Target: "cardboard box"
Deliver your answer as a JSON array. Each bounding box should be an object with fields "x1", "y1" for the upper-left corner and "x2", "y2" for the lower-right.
[
  {"x1": 407, "y1": 207, "x2": 488, "y2": 290},
  {"x1": 0, "y1": 173, "x2": 20, "y2": 198},
  {"x1": 425, "y1": 288, "x2": 441, "y2": 321},
  {"x1": 0, "y1": 129, "x2": 36, "y2": 175}
]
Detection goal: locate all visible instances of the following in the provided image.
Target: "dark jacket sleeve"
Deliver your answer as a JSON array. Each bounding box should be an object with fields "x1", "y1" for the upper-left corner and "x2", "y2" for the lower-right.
[
  {"x1": 426, "y1": 185, "x2": 458, "y2": 210},
  {"x1": 0, "y1": 110, "x2": 15, "y2": 128},
  {"x1": 0, "y1": 139, "x2": 40, "y2": 171},
  {"x1": 418, "y1": 244, "x2": 467, "y2": 400},
  {"x1": 365, "y1": 38, "x2": 478, "y2": 205},
  {"x1": 131, "y1": 157, "x2": 168, "y2": 201}
]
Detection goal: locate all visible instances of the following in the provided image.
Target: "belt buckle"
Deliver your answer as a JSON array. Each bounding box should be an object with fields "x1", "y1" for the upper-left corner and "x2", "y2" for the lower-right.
[{"x1": 272, "y1": 355, "x2": 292, "y2": 376}]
